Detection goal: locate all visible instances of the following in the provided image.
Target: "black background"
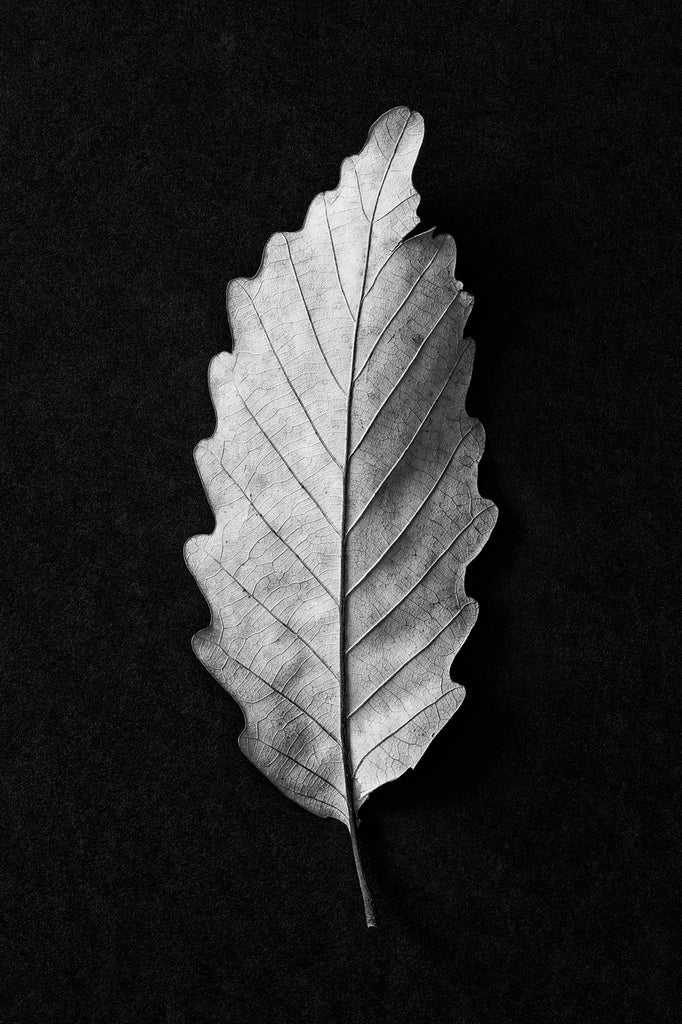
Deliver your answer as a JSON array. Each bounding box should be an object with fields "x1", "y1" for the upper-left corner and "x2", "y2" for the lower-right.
[{"x1": 3, "y1": 2, "x2": 679, "y2": 1022}]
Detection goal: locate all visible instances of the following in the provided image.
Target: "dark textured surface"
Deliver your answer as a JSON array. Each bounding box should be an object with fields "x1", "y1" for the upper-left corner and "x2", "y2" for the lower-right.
[{"x1": 2, "y1": 3, "x2": 678, "y2": 1022}]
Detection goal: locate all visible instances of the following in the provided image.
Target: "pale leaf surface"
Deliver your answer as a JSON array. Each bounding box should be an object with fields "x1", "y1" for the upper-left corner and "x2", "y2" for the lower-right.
[{"x1": 185, "y1": 107, "x2": 497, "y2": 921}]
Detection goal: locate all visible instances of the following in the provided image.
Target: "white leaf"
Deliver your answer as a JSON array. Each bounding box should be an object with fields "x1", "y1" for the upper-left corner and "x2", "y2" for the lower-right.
[{"x1": 185, "y1": 106, "x2": 497, "y2": 925}]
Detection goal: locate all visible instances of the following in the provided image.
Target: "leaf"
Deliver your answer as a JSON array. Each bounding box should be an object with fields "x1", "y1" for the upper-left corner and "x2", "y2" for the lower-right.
[{"x1": 185, "y1": 106, "x2": 497, "y2": 926}]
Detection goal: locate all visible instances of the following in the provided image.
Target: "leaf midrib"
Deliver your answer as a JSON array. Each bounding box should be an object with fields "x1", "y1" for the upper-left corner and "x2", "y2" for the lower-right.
[{"x1": 338, "y1": 114, "x2": 411, "y2": 827}]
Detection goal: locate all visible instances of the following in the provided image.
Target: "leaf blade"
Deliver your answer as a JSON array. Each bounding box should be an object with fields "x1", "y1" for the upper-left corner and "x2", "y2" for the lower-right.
[{"x1": 186, "y1": 106, "x2": 497, "y2": 920}]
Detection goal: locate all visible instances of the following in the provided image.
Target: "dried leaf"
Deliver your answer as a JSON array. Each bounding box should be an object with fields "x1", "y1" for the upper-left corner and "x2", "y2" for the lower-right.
[{"x1": 185, "y1": 107, "x2": 497, "y2": 925}]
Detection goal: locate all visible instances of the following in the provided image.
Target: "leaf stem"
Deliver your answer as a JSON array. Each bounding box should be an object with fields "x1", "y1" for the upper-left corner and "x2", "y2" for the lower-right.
[
  {"x1": 338, "y1": 545, "x2": 377, "y2": 926},
  {"x1": 339, "y1": 678, "x2": 376, "y2": 925},
  {"x1": 348, "y1": 804, "x2": 377, "y2": 927}
]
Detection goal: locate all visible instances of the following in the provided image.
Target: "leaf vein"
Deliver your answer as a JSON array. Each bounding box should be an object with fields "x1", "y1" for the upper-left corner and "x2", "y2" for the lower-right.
[
  {"x1": 347, "y1": 424, "x2": 476, "y2": 594},
  {"x1": 215, "y1": 443, "x2": 340, "y2": 603},
  {"x1": 249, "y1": 738, "x2": 345, "y2": 800},
  {"x1": 346, "y1": 340, "x2": 474, "y2": 535},
  {"x1": 323, "y1": 195, "x2": 356, "y2": 322},
  {"x1": 348, "y1": 604, "x2": 474, "y2": 718},
  {"x1": 347, "y1": 505, "x2": 492, "y2": 652},
  {"x1": 350, "y1": 289, "x2": 462, "y2": 454},
  {"x1": 352, "y1": 689, "x2": 461, "y2": 778},
  {"x1": 231, "y1": 375, "x2": 341, "y2": 536},
  {"x1": 200, "y1": 547, "x2": 340, "y2": 680},
  {"x1": 352, "y1": 241, "x2": 444, "y2": 383},
  {"x1": 236, "y1": 281, "x2": 343, "y2": 470},
  {"x1": 283, "y1": 235, "x2": 346, "y2": 393}
]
